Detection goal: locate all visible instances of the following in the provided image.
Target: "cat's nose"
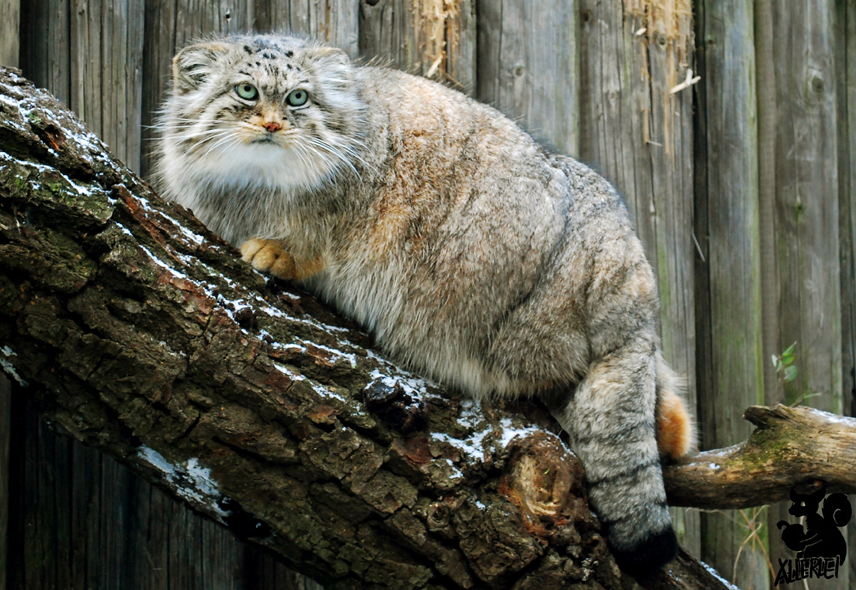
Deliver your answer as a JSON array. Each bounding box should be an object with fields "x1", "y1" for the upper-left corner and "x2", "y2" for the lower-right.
[{"x1": 264, "y1": 121, "x2": 282, "y2": 133}]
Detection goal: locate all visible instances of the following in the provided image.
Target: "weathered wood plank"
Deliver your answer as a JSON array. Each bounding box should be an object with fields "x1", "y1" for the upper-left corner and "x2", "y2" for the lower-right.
[
  {"x1": 476, "y1": 0, "x2": 577, "y2": 154},
  {"x1": 0, "y1": 0, "x2": 19, "y2": 67},
  {"x1": 643, "y1": 3, "x2": 698, "y2": 564},
  {"x1": 693, "y1": 0, "x2": 768, "y2": 586},
  {"x1": 578, "y1": 0, "x2": 655, "y2": 279},
  {"x1": 835, "y1": 0, "x2": 856, "y2": 579},
  {"x1": 358, "y1": 0, "x2": 412, "y2": 69},
  {"x1": 360, "y1": 0, "x2": 476, "y2": 94},
  {"x1": 255, "y1": 0, "x2": 359, "y2": 58},
  {"x1": 25, "y1": 0, "x2": 145, "y2": 171},
  {"x1": 773, "y1": 1, "x2": 841, "y2": 413},
  {"x1": 20, "y1": 0, "x2": 70, "y2": 104},
  {"x1": 0, "y1": 375, "x2": 9, "y2": 590},
  {"x1": 578, "y1": 0, "x2": 698, "y2": 560},
  {"x1": 773, "y1": 2, "x2": 845, "y2": 588}
]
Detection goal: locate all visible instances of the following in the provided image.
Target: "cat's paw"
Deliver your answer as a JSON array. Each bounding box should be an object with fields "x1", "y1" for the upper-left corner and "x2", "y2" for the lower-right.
[
  {"x1": 241, "y1": 239, "x2": 297, "y2": 280},
  {"x1": 610, "y1": 526, "x2": 678, "y2": 580}
]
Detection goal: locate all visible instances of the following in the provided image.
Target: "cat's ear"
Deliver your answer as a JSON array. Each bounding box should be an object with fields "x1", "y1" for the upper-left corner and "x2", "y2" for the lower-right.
[
  {"x1": 304, "y1": 46, "x2": 350, "y2": 68},
  {"x1": 172, "y1": 42, "x2": 230, "y2": 94}
]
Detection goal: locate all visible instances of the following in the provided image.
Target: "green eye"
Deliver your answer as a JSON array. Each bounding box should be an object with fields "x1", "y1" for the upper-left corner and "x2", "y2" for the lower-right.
[
  {"x1": 235, "y1": 83, "x2": 258, "y2": 100},
  {"x1": 286, "y1": 89, "x2": 309, "y2": 107}
]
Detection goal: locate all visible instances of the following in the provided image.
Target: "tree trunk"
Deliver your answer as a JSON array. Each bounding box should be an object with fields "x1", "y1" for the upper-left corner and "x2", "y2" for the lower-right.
[{"x1": 2, "y1": 65, "x2": 851, "y2": 590}]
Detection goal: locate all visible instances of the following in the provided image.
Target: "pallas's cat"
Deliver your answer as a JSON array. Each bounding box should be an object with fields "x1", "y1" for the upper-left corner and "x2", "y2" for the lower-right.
[{"x1": 155, "y1": 34, "x2": 695, "y2": 578}]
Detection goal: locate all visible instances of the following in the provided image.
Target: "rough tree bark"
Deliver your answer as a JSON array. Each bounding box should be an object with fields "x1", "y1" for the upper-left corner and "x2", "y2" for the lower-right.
[{"x1": 1, "y1": 66, "x2": 852, "y2": 590}]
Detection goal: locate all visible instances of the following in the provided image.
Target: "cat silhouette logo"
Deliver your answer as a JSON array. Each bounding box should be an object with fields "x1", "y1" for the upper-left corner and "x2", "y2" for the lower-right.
[{"x1": 774, "y1": 486, "x2": 852, "y2": 586}]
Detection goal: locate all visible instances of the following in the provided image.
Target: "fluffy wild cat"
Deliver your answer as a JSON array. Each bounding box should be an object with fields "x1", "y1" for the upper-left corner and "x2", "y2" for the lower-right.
[{"x1": 156, "y1": 34, "x2": 694, "y2": 578}]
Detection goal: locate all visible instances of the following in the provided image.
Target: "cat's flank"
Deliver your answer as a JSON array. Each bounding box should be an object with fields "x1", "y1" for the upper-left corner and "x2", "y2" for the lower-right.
[{"x1": 156, "y1": 34, "x2": 694, "y2": 578}]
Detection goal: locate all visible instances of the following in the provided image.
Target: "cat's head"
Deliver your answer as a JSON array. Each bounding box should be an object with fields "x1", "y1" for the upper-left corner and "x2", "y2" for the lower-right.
[{"x1": 159, "y1": 35, "x2": 365, "y2": 192}]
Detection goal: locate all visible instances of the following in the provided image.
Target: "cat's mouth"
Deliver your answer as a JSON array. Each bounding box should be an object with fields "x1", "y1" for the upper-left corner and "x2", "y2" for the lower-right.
[{"x1": 250, "y1": 136, "x2": 279, "y2": 145}]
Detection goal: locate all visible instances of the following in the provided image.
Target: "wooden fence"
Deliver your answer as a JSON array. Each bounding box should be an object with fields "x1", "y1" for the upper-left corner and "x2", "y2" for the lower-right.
[{"x1": 0, "y1": 0, "x2": 854, "y2": 589}]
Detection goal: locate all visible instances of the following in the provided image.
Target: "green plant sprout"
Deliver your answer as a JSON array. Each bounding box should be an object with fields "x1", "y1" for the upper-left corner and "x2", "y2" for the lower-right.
[{"x1": 772, "y1": 342, "x2": 798, "y2": 384}]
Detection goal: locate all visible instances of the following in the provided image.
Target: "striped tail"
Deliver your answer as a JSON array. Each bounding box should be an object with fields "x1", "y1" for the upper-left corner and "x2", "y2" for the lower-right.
[{"x1": 549, "y1": 338, "x2": 686, "y2": 578}]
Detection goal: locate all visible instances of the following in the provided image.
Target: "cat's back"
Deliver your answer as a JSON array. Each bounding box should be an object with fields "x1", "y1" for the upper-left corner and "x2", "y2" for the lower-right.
[
  {"x1": 352, "y1": 65, "x2": 555, "y2": 187},
  {"x1": 351, "y1": 65, "x2": 629, "y2": 230}
]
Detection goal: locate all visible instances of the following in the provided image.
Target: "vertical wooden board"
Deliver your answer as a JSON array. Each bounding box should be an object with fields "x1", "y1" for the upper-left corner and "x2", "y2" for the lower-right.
[
  {"x1": 358, "y1": 0, "x2": 412, "y2": 69},
  {"x1": 142, "y1": 481, "x2": 176, "y2": 589},
  {"x1": 261, "y1": 0, "x2": 359, "y2": 58},
  {"x1": 773, "y1": 3, "x2": 844, "y2": 589},
  {"x1": 643, "y1": 1, "x2": 698, "y2": 561},
  {"x1": 578, "y1": 0, "x2": 656, "y2": 268},
  {"x1": 200, "y1": 516, "x2": 244, "y2": 589},
  {"x1": 773, "y1": 1, "x2": 841, "y2": 413},
  {"x1": 70, "y1": 0, "x2": 101, "y2": 152},
  {"x1": 52, "y1": 427, "x2": 74, "y2": 590},
  {"x1": 69, "y1": 426, "x2": 100, "y2": 589},
  {"x1": 3, "y1": 379, "x2": 23, "y2": 590},
  {"x1": 125, "y1": 478, "x2": 158, "y2": 589},
  {"x1": 139, "y1": 0, "x2": 254, "y2": 177},
  {"x1": 81, "y1": 0, "x2": 144, "y2": 171},
  {"x1": 835, "y1": 0, "x2": 856, "y2": 578},
  {"x1": 359, "y1": 0, "x2": 476, "y2": 95},
  {"x1": 243, "y1": 545, "x2": 309, "y2": 589},
  {"x1": 0, "y1": 376, "x2": 10, "y2": 590},
  {"x1": 838, "y1": 0, "x2": 856, "y2": 418},
  {"x1": 476, "y1": 0, "x2": 577, "y2": 154},
  {"x1": 22, "y1": 405, "x2": 60, "y2": 589},
  {"x1": 0, "y1": 0, "x2": 20, "y2": 67},
  {"x1": 19, "y1": 0, "x2": 71, "y2": 105},
  {"x1": 23, "y1": 0, "x2": 144, "y2": 171},
  {"x1": 693, "y1": 0, "x2": 767, "y2": 584},
  {"x1": 97, "y1": 454, "x2": 133, "y2": 589}
]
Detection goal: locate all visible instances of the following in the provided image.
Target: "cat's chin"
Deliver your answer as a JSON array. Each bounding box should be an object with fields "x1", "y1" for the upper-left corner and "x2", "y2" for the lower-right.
[{"x1": 193, "y1": 142, "x2": 336, "y2": 192}]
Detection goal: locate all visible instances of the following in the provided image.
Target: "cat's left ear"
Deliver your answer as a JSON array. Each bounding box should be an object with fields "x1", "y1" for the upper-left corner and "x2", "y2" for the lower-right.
[
  {"x1": 304, "y1": 46, "x2": 350, "y2": 68},
  {"x1": 172, "y1": 42, "x2": 230, "y2": 94}
]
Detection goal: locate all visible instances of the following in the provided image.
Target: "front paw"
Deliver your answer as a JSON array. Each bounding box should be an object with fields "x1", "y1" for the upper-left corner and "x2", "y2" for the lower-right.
[{"x1": 240, "y1": 238, "x2": 296, "y2": 280}]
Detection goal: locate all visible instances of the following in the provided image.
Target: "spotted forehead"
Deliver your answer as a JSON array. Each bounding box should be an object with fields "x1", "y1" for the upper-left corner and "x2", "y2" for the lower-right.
[{"x1": 233, "y1": 42, "x2": 306, "y2": 94}]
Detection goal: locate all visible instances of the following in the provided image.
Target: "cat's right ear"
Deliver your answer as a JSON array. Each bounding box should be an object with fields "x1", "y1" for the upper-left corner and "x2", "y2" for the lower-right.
[{"x1": 172, "y1": 42, "x2": 230, "y2": 94}]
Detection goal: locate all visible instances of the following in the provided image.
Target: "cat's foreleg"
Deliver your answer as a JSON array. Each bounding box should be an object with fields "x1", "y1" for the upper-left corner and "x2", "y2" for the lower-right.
[{"x1": 241, "y1": 238, "x2": 325, "y2": 281}]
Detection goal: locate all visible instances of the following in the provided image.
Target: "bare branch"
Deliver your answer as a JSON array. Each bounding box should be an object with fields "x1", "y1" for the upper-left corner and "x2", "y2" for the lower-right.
[{"x1": 665, "y1": 405, "x2": 856, "y2": 508}]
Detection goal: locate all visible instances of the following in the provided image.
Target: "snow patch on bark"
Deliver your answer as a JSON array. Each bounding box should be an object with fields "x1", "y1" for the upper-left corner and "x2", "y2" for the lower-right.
[
  {"x1": 0, "y1": 346, "x2": 28, "y2": 386},
  {"x1": 137, "y1": 446, "x2": 229, "y2": 519}
]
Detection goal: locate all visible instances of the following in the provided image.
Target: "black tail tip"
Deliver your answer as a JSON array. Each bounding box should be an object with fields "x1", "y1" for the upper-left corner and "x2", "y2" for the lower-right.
[{"x1": 610, "y1": 526, "x2": 678, "y2": 580}]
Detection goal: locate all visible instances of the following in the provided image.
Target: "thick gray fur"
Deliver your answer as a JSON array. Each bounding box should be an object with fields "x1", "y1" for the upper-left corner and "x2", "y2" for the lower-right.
[{"x1": 155, "y1": 34, "x2": 690, "y2": 576}]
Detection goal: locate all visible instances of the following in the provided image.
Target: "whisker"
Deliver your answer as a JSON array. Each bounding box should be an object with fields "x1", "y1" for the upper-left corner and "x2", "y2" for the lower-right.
[
  {"x1": 198, "y1": 135, "x2": 243, "y2": 159},
  {"x1": 304, "y1": 137, "x2": 367, "y2": 176}
]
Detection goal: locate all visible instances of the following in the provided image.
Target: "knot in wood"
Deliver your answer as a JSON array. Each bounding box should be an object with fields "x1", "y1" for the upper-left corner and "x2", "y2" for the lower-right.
[{"x1": 362, "y1": 379, "x2": 428, "y2": 434}]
